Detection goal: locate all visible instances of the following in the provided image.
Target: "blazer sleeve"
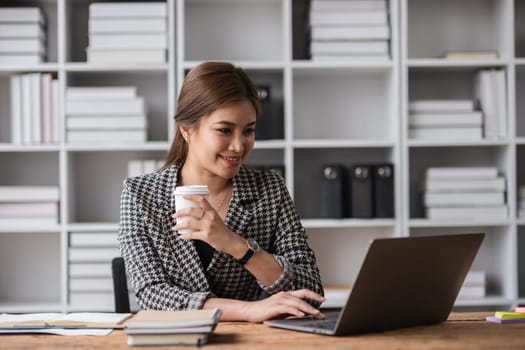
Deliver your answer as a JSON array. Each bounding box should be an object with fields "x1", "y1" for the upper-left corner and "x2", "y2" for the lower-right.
[
  {"x1": 262, "y1": 175, "x2": 324, "y2": 303},
  {"x1": 118, "y1": 179, "x2": 211, "y2": 310}
]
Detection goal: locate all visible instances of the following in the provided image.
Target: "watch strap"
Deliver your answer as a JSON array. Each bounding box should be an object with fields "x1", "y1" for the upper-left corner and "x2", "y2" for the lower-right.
[{"x1": 237, "y1": 248, "x2": 255, "y2": 266}]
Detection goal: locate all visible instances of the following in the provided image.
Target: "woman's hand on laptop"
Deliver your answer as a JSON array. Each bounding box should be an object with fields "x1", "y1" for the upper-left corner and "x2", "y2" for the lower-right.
[{"x1": 243, "y1": 289, "x2": 325, "y2": 323}]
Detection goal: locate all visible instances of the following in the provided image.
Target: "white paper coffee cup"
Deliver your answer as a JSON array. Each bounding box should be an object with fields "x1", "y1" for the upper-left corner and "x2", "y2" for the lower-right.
[{"x1": 174, "y1": 185, "x2": 209, "y2": 235}]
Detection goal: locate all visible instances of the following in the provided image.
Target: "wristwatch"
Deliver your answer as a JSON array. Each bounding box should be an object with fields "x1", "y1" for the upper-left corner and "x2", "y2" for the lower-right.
[{"x1": 237, "y1": 238, "x2": 261, "y2": 265}]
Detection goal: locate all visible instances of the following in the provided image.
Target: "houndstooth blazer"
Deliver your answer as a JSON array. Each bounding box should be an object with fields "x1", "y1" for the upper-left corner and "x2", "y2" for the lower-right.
[{"x1": 118, "y1": 163, "x2": 323, "y2": 310}]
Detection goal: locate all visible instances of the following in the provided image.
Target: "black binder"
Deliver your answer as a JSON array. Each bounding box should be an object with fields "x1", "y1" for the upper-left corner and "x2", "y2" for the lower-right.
[
  {"x1": 255, "y1": 85, "x2": 284, "y2": 140},
  {"x1": 321, "y1": 164, "x2": 345, "y2": 218},
  {"x1": 373, "y1": 163, "x2": 394, "y2": 218},
  {"x1": 350, "y1": 164, "x2": 373, "y2": 218}
]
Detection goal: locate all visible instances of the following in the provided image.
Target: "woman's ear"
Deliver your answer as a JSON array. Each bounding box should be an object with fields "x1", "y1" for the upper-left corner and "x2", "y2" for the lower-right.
[{"x1": 179, "y1": 126, "x2": 190, "y2": 143}]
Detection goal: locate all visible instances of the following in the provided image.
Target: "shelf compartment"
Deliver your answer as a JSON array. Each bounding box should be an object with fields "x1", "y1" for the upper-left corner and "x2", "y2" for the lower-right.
[
  {"x1": 0, "y1": 151, "x2": 59, "y2": 185},
  {"x1": 184, "y1": 0, "x2": 284, "y2": 61},
  {"x1": 294, "y1": 147, "x2": 396, "y2": 219},
  {"x1": 66, "y1": 150, "x2": 165, "y2": 223},
  {"x1": 0, "y1": 232, "x2": 61, "y2": 308},
  {"x1": 516, "y1": 0, "x2": 525, "y2": 58},
  {"x1": 410, "y1": 227, "x2": 514, "y2": 302},
  {"x1": 307, "y1": 227, "x2": 394, "y2": 287},
  {"x1": 293, "y1": 68, "x2": 396, "y2": 141},
  {"x1": 409, "y1": 146, "x2": 510, "y2": 219},
  {"x1": 65, "y1": 71, "x2": 169, "y2": 142},
  {"x1": 406, "y1": 0, "x2": 512, "y2": 59}
]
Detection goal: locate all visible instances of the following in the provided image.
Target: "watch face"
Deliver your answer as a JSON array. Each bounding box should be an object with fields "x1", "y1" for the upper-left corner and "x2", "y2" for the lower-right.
[{"x1": 247, "y1": 238, "x2": 260, "y2": 252}]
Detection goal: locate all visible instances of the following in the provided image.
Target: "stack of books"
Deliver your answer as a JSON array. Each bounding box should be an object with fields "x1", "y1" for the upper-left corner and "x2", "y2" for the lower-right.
[
  {"x1": 125, "y1": 309, "x2": 222, "y2": 346},
  {"x1": 87, "y1": 2, "x2": 167, "y2": 64},
  {"x1": 0, "y1": 186, "x2": 59, "y2": 229},
  {"x1": 10, "y1": 73, "x2": 59, "y2": 144},
  {"x1": 68, "y1": 231, "x2": 137, "y2": 311},
  {"x1": 127, "y1": 159, "x2": 163, "y2": 177},
  {"x1": 423, "y1": 167, "x2": 508, "y2": 221},
  {"x1": 0, "y1": 7, "x2": 46, "y2": 64},
  {"x1": 457, "y1": 270, "x2": 486, "y2": 300},
  {"x1": 408, "y1": 99, "x2": 483, "y2": 140},
  {"x1": 475, "y1": 69, "x2": 507, "y2": 139},
  {"x1": 518, "y1": 186, "x2": 525, "y2": 219},
  {"x1": 65, "y1": 86, "x2": 148, "y2": 144},
  {"x1": 308, "y1": 0, "x2": 390, "y2": 61}
]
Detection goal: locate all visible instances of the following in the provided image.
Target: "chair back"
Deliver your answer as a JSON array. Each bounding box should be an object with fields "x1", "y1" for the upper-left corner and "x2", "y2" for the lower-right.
[{"x1": 112, "y1": 256, "x2": 131, "y2": 313}]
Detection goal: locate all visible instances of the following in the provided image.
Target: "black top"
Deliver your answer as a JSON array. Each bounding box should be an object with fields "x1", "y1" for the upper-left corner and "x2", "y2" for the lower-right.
[{"x1": 194, "y1": 240, "x2": 215, "y2": 270}]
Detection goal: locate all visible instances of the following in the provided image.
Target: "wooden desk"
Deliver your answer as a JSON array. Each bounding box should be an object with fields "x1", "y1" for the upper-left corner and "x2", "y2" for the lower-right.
[{"x1": 0, "y1": 312, "x2": 522, "y2": 350}]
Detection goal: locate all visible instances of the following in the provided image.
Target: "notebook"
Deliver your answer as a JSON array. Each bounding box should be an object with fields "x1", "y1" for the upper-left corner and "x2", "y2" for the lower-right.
[{"x1": 264, "y1": 233, "x2": 484, "y2": 336}]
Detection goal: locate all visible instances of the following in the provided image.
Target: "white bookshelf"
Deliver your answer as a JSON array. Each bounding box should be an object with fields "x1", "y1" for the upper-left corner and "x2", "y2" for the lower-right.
[{"x1": 0, "y1": 0, "x2": 523, "y2": 313}]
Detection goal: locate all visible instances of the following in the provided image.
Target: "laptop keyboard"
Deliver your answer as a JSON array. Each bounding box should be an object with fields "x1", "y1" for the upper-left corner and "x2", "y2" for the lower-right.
[{"x1": 300, "y1": 314, "x2": 338, "y2": 330}]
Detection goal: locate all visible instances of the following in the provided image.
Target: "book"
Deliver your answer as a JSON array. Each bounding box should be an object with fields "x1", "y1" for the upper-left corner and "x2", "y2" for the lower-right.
[
  {"x1": 0, "y1": 312, "x2": 132, "y2": 329},
  {"x1": 0, "y1": 217, "x2": 58, "y2": 228},
  {"x1": 66, "y1": 115, "x2": 146, "y2": 130},
  {"x1": 89, "y1": 18, "x2": 167, "y2": 34},
  {"x1": 126, "y1": 309, "x2": 221, "y2": 329},
  {"x1": 475, "y1": 69, "x2": 498, "y2": 139},
  {"x1": 69, "y1": 292, "x2": 115, "y2": 310},
  {"x1": 70, "y1": 232, "x2": 118, "y2": 247},
  {"x1": 69, "y1": 263, "x2": 112, "y2": 278},
  {"x1": 68, "y1": 248, "x2": 120, "y2": 262},
  {"x1": 442, "y1": 50, "x2": 498, "y2": 60},
  {"x1": 51, "y1": 79, "x2": 60, "y2": 143},
  {"x1": 30, "y1": 73, "x2": 42, "y2": 143},
  {"x1": 67, "y1": 130, "x2": 147, "y2": 143},
  {"x1": 426, "y1": 206, "x2": 508, "y2": 220},
  {"x1": 10, "y1": 74, "x2": 22, "y2": 144},
  {"x1": 463, "y1": 271, "x2": 486, "y2": 286},
  {"x1": 408, "y1": 127, "x2": 482, "y2": 140},
  {"x1": 41, "y1": 73, "x2": 53, "y2": 143},
  {"x1": 127, "y1": 333, "x2": 209, "y2": 347},
  {"x1": 423, "y1": 192, "x2": 505, "y2": 207},
  {"x1": 409, "y1": 111, "x2": 483, "y2": 127},
  {"x1": 310, "y1": 40, "x2": 389, "y2": 55},
  {"x1": 311, "y1": 25, "x2": 390, "y2": 41},
  {"x1": 89, "y1": 2, "x2": 167, "y2": 18},
  {"x1": 89, "y1": 33, "x2": 167, "y2": 49},
  {"x1": 0, "y1": 186, "x2": 59, "y2": 202},
  {"x1": 0, "y1": 7, "x2": 45, "y2": 24},
  {"x1": 310, "y1": 11, "x2": 388, "y2": 26},
  {"x1": 0, "y1": 39, "x2": 46, "y2": 54},
  {"x1": 311, "y1": 53, "x2": 389, "y2": 61},
  {"x1": 70, "y1": 277, "x2": 113, "y2": 292},
  {"x1": 66, "y1": 86, "x2": 137, "y2": 100},
  {"x1": 409, "y1": 99, "x2": 475, "y2": 113},
  {"x1": 0, "y1": 24, "x2": 44, "y2": 38},
  {"x1": 21, "y1": 74, "x2": 32, "y2": 144},
  {"x1": 321, "y1": 285, "x2": 352, "y2": 309},
  {"x1": 0, "y1": 202, "x2": 58, "y2": 217},
  {"x1": 426, "y1": 167, "x2": 498, "y2": 179},
  {"x1": 66, "y1": 98, "x2": 144, "y2": 115},
  {"x1": 495, "y1": 69, "x2": 507, "y2": 138},
  {"x1": 0, "y1": 54, "x2": 43, "y2": 65},
  {"x1": 424, "y1": 177, "x2": 506, "y2": 193},
  {"x1": 86, "y1": 48, "x2": 166, "y2": 63},
  {"x1": 494, "y1": 312, "x2": 525, "y2": 320},
  {"x1": 310, "y1": 0, "x2": 387, "y2": 13}
]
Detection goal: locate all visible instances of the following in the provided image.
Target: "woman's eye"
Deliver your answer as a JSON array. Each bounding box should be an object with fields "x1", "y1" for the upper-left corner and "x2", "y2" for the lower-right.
[
  {"x1": 245, "y1": 128, "x2": 256, "y2": 135},
  {"x1": 217, "y1": 128, "x2": 231, "y2": 134}
]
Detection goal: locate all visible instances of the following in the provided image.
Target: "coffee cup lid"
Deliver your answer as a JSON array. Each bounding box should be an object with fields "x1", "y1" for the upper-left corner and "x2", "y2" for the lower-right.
[{"x1": 174, "y1": 185, "x2": 209, "y2": 195}]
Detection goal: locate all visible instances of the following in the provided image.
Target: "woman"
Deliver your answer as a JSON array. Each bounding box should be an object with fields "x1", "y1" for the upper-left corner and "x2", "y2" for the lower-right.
[{"x1": 119, "y1": 61, "x2": 324, "y2": 322}]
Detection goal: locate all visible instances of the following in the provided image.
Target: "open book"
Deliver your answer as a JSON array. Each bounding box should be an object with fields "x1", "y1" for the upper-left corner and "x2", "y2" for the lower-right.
[{"x1": 0, "y1": 312, "x2": 132, "y2": 329}]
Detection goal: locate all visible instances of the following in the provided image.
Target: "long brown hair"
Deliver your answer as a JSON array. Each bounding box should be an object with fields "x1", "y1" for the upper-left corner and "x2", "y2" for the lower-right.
[{"x1": 162, "y1": 61, "x2": 260, "y2": 169}]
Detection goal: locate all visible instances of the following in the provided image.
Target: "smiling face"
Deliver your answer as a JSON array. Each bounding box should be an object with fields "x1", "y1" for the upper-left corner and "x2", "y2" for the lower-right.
[{"x1": 180, "y1": 100, "x2": 257, "y2": 181}]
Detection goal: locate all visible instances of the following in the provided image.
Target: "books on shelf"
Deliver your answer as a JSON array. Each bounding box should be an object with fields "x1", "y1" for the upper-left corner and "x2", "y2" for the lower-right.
[
  {"x1": 10, "y1": 73, "x2": 59, "y2": 144},
  {"x1": 65, "y1": 86, "x2": 148, "y2": 144},
  {"x1": 426, "y1": 206, "x2": 508, "y2": 221},
  {"x1": 308, "y1": 0, "x2": 390, "y2": 61},
  {"x1": 86, "y1": 48, "x2": 167, "y2": 64},
  {"x1": 0, "y1": 7, "x2": 47, "y2": 64},
  {"x1": 70, "y1": 277, "x2": 113, "y2": 292},
  {"x1": 86, "y1": 2, "x2": 167, "y2": 64},
  {"x1": 409, "y1": 99, "x2": 475, "y2": 113},
  {"x1": 310, "y1": 0, "x2": 387, "y2": 13},
  {"x1": 441, "y1": 50, "x2": 498, "y2": 60},
  {"x1": 409, "y1": 111, "x2": 482, "y2": 128},
  {"x1": 475, "y1": 69, "x2": 507, "y2": 139},
  {"x1": 0, "y1": 186, "x2": 59, "y2": 229},
  {"x1": 69, "y1": 263, "x2": 112, "y2": 278},
  {"x1": 426, "y1": 167, "x2": 499, "y2": 180},
  {"x1": 311, "y1": 25, "x2": 390, "y2": 41},
  {"x1": 408, "y1": 127, "x2": 482, "y2": 140},
  {"x1": 422, "y1": 167, "x2": 507, "y2": 220},
  {"x1": 0, "y1": 186, "x2": 59, "y2": 202},
  {"x1": 70, "y1": 232, "x2": 118, "y2": 247},
  {"x1": 125, "y1": 309, "x2": 221, "y2": 347},
  {"x1": 0, "y1": 312, "x2": 131, "y2": 329},
  {"x1": 457, "y1": 271, "x2": 485, "y2": 300}
]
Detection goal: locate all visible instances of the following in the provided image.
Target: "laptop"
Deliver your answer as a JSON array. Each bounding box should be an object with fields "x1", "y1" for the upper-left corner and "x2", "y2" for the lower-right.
[{"x1": 264, "y1": 233, "x2": 484, "y2": 336}]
